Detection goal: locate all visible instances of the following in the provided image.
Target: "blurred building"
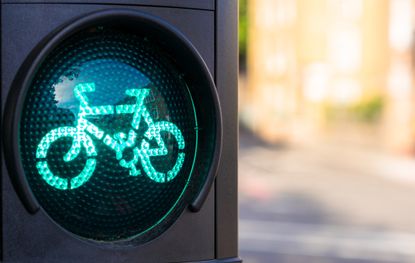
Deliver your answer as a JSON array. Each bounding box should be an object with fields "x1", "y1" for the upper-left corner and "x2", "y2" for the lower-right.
[{"x1": 241, "y1": 0, "x2": 415, "y2": 153}]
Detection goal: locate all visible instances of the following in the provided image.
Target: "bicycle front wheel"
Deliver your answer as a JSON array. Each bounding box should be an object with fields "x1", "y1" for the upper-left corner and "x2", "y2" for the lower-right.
[
  {"x1": 35, "y1": 127, "x2": 97, "y2": 190},
  {"x1": 139, "y1": 121, "x2": 185, "y2": 183}
]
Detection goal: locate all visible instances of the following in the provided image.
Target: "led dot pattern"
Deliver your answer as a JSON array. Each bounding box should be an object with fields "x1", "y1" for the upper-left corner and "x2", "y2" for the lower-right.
[{"x1": 19, "y1": 26, "x2": 198, "y2": 243}]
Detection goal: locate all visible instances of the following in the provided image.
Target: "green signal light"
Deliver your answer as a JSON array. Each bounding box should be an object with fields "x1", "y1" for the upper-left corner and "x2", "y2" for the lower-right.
[
  {"x1": 19, "y1": 27, "x2": 201, "y2": 243},
  {"x1": 35, "y1": 83, "x2": 186, "y2": 188}
]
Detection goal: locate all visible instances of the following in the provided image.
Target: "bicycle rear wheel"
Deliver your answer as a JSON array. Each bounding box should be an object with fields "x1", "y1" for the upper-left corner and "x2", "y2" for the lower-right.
[{"x1": 35, "y1": 127, "x2": 97, "y2": 190}]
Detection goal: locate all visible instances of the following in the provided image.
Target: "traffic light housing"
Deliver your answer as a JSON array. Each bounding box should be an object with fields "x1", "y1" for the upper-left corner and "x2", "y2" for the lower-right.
[{"x1": 1, "y1": 1, "x2": 238, "y2": 262}]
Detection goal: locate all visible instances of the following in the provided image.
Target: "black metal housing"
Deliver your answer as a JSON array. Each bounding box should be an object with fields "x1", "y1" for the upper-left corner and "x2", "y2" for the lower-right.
[
  {"x1": 3, "y1": 8, "x2": 222, "y2": 215},
  {"x1": 1, "y1": 1, "x2": 239, "y2": 262}
]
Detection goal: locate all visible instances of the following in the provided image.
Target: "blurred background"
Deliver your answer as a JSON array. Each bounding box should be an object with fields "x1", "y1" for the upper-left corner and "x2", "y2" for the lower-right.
[{"x1": 238, "y1": 0, "x2": 415, "y2": 262}]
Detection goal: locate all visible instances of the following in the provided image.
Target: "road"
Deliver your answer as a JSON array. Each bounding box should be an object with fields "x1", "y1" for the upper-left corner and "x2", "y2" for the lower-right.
[{"x1": 238, "y1": 128, "x2": 415, "y2": 263}]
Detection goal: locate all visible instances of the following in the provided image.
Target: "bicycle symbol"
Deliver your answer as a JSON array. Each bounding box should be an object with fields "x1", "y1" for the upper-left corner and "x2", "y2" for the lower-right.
[{"x1": 35, "y1": 82, "x2": 185, "y2": 190}]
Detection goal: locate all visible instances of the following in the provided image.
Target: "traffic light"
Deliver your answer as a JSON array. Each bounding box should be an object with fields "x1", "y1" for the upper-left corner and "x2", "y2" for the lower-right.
[{"x1": 1, "y1": 1, "x2": 238, "y2": 262}]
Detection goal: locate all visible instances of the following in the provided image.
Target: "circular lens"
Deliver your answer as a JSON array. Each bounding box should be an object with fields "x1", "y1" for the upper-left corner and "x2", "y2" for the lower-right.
[{"x1": 18, "y1": 25, "x2": 201, "y2": 243}]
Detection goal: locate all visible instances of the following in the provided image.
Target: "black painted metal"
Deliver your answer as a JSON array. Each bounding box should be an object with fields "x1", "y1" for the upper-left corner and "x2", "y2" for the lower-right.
[
  {"x1": 0, "y1": 1, "x2": 238, "y2": 262},
  {"x1": 215, "y1": 0, "x2": 239, "y2": 259},
  {"x1": 190, "y1": 257, "x2": 242, "y2": 263},
  {"x1": 1, "y1": 0, "x2": 214, "y2": 10},
  {"x1": 3, "y1": 8, "x2": 222, "y2": 216}
]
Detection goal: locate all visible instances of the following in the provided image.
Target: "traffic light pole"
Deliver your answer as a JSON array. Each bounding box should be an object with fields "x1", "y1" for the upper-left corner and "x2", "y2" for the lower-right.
[{"x1": 215, "y1": 0, "x2": 239, "y2": 261}]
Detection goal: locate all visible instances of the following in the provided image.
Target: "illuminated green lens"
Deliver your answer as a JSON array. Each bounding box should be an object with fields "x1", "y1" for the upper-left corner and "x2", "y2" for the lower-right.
[{"x1": 19, "y1": 26, "x2": 198, "y2": 243}]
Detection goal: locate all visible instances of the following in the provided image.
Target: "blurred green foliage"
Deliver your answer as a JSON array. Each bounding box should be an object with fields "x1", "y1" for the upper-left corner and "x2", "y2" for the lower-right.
[
  {"x1": 351, "y1": 96, "x2": 384, "y2": 123},
  {"x1": 239, "y1": 0, "x2": 248, "y2": 66},
  {"x1": 324, "y1": 96, "x2": 385, "y2": 123}
]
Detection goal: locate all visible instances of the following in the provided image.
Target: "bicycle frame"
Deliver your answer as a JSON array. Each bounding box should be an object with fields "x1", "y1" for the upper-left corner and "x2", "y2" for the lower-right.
[
  {"x1": 64, "y1": 83, "x2": 148, "y2": 156},
  {"x1": 68, "y1": 82, "x2": 185, "y2": 179}
]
